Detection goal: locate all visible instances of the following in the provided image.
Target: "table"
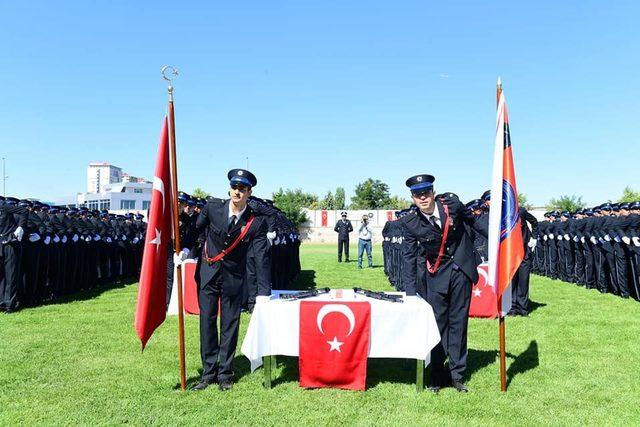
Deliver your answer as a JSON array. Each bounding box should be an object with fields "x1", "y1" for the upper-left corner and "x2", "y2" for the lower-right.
[{"x1": 240, "y1": 290, "x2": 441, "y2": 392}]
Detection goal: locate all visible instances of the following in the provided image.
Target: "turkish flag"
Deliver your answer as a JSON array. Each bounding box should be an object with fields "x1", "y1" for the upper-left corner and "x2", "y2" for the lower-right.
[
  {"x1": 469, "y1": 263, "x2": 498, "y2": 318},
  {"x1": 299, "y1": 301, "x2": 371, "y2": 390},
  {"x1": 134, "y1": 118, "x2": 173, "y2": 349}
]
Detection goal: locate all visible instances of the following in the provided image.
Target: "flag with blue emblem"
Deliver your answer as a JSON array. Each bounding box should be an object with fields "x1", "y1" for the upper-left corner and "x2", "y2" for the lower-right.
[{"x1": 487, "y1": 78, "x2": 524, "y2": 317}]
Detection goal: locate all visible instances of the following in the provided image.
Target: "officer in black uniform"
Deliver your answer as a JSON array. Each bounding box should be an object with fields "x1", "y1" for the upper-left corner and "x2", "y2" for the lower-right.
[
  {"x1": 399, "y1": 174, "x2": 486, "y2": 393},
  {"x1": 0, "y1": 197, "x2": 27, "y2": 312},
  {"x1": 334, "y1": 211, "x2": 353, "y2": 262},
  {"x1": 509, "y1": 206, "x2": 538, "y2": 316},
  {"x1": 189, "y1": 169, "x2": 271, "y2": 392}
]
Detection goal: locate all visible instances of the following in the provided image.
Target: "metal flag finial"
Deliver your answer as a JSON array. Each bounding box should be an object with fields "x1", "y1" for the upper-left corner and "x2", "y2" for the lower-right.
[{"x1": 161, "y1": 66, "x2": 179, "y2": 100}]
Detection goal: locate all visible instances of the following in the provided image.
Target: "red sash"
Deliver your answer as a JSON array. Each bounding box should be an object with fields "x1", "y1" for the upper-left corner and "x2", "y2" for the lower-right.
[
  {"x1": 426, "y1": 204, "x2": 451, "y2": 274},
  {"x1": 203, "y1": 215, "x2": 255, "y2": 265}
]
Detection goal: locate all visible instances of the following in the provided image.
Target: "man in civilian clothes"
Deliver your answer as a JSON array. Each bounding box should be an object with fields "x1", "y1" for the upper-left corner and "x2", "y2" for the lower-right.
[
  {"x1": 186, "y1": 169, "x2": 271, "y2": 392},
  {"x1": 400, "y1": 174, "x2": 486, "y2": 393}
]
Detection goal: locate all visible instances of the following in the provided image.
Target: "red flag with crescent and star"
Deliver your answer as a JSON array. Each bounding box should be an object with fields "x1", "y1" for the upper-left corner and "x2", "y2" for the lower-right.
[
  {"x1": 135, "y1": 117, "x2": 173, "y2": 349},
  {"x1": 299, "y1": 301, "x2": 371, "y2": 390}
]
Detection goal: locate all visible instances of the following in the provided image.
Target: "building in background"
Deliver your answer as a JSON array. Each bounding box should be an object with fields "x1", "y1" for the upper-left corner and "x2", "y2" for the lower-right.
[{"x1": 55, "y1": 162, "x2": 151, "y2": 216}]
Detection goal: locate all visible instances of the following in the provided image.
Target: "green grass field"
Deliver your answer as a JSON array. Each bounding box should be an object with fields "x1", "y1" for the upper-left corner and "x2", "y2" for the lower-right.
[{"x1": 1, "y1": 244, "x2": 639, "y2": 425}]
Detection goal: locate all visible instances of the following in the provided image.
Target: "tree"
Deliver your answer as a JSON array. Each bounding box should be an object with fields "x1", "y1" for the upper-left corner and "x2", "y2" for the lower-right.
[
  {"x1": 350, "y1": 178, "x2": 391, "y2": 209},
  {"x1": 317, "y1": 191, "x2": 335, "y2": 210},
  {"x1": 385, "y1": 196, "x2": 412, "y2": 210},
  {"x1": 547, "y1": 195, "x2": 586, "y2": 212},
  {"x1": 618, "y1": 186, "x2": 640, "y2": 203},
  {"x1": 334, "y1": 187, "x2": 346, "y2": 210},
  {"x1": 272, "y1": 188, "x2": 317, "y2": 229},
  {"x1": 192, "y1": 187, "x2": 211, "y2": 199},
  {"x1": 518, "y1": 193, "x2": 533, "y2": 210}
]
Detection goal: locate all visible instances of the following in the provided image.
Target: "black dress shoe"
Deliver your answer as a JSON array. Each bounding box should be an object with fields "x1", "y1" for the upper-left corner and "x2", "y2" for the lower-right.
[
  {"x1": 452, "y1": 381, "x2": 468, "y2": 392},
  {"x1": 427, "y1": 385, "x2": 440, "y2": 393},
  {"x1": 191, "y1": 380, "x2": 215, "y2": 391},
  {"x1": 218, "y1": 379, "x2": 233, "y2": 391}
]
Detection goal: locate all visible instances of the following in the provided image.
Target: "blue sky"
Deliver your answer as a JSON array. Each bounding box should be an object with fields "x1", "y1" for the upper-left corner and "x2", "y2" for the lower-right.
[{"x1": 2, "y1": 1, "x2": 639, "y2": 206}]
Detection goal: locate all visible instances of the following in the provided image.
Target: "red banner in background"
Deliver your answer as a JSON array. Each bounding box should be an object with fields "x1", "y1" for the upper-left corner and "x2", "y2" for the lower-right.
[{"x1": 321, "y1": 210, "x2": 328, "y2": 227}]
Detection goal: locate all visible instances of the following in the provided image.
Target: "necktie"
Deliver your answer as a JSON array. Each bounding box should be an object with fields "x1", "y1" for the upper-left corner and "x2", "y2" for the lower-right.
[
  {"x1": 228, "y1": 215, "x2": 237, "y2": 231},
  {"x1": 430, "y1": 215, "x2": 441, "y2": 232}
]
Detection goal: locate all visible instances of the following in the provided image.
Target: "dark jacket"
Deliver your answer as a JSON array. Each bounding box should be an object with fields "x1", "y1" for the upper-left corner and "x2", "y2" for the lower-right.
[
  {"x1": 195, "y1": 199, "x2": 271, "y2": 296},
  {"x1": 334, "y1": 219, "x2": 353, "y2": 240},
  {"x1": 400, "y1": 195, "x2": 487, "y2": 296}
]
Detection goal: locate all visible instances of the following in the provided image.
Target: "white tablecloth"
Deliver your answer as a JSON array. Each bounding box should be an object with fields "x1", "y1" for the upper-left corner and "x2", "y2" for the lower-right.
[{"x1": 241, "y1": 290, "x2": 441, "y2": 372}]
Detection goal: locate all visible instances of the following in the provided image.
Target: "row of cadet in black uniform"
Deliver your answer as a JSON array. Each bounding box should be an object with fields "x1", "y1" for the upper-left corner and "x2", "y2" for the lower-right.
[
  {"x1": 533, "y1": 201, "x2": 640, "y2": 301},
  {"x1": 169, "y1": 192, "x2": 301, "y2": 312},
  {"x1": 0, "y1": 196, "x2": 147, "y2": 313},
  {"x1": 382, "y1": 191, "x2": 539, "y2": 316}
]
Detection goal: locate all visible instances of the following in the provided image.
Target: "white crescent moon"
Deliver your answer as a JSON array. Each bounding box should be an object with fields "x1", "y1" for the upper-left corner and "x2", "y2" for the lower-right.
[
  {"x1": 316, "y1": 304, "x2": 355, "y2": 336},
  {"x1": 477, "y1": 264, "x2": 491, "y2": 289},
  {"x1": 153, "y1": 176, "x2": 165, "y2": 214}
]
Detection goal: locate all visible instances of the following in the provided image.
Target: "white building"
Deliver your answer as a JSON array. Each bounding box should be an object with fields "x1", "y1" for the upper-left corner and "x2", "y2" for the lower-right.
[
  {"x1": 87, "y1": 162, "x2": 123, "y2": 194},
  {"x1": 54, "y1": 162, "x2": 152, "y2": 216}
]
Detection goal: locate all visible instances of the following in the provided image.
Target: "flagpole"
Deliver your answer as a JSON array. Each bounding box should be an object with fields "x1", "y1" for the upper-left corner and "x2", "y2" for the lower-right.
[
  {"x1": 496, "y1": 77, "x2": 507, "y2": 392},
  {"x1": 162, "y1": 65, "x2": 187, "y2": 391}
]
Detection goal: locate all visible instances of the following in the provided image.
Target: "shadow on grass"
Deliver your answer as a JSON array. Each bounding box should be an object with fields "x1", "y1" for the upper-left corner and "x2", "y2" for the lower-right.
[
  {"x1": 528, "y1": 300, "x2": 547, "y2": 313},
  {"x1": 175, "y1": 356, "x2": 253, "y2": 390},
  {"x1": 290, "y1": 270, "x2": 317, "y2": 291},
  {"x1": 506, "y1": 340, "x2": 539, "y2": 389},
  {"x1": 23, "y1": 279, "x2": 134, "y2": 310}
]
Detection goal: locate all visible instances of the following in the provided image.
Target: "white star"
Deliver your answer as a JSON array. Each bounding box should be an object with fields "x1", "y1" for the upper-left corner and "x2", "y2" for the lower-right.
[
  {"x1": 327, "y1": 336, "x2": 344, "y2": 352},
  {"x1": 472, "y1": 287, "x2": 482, "y2": 297},
  {"x1": 148, "y1": 228, "x2": 161, "y2": 252}
]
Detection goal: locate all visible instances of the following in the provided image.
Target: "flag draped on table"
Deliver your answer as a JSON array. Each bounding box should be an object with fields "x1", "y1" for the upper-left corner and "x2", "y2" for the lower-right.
[
  {"x1": 299, "y1": 301, "x2": 371, "y2": 390},
  {"x1": 487, "y1": 80, "x2": 524, "y2": 317},
  {"x1": 135, "y1": 118, "x2": 173, "y2": 349}
]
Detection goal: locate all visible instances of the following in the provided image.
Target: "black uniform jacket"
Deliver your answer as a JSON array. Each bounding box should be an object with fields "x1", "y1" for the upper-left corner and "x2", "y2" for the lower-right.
[
  {"x1": 334, "y1": 219, "x2": 353, "y2": 240},
  {"x1": 195, "y1": 198, "x2": 271, "y2": 296},
  {"x1": 400, "y1": 196, "x2": 487, "y2": 296}
]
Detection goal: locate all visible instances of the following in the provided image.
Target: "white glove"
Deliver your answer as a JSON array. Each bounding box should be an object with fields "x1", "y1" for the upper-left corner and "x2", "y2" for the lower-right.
[
  {"x1": 85, "y1": 236, "x2": 92, "y2": 242},
  {"x1": 106, "y1": 237, "x2": 112, "y2": 243},
  {"x1": 604, "y1": 234, "x2": 611, "y2": 242},
  {"x1": 549, "y1": 234, "x2": 555, "y2": 240},
  {"x1": 543, "y1": 235, "x2": 548, "y2": 241},
  {"x1": 590, "y1": 237, "x2": 597, "y2": 244},
  {"x1": 13, "y1": 226, "x2": 24, "y2": 242},
  {"x1": 266, "y1": 231, "x2": 276, "y2": 243},
  {"x1": 598, "y1": 237, "x2": 605, "y2": 244},
  {"x1": 614, "y1": 236, "x2": 621, "y2": 243},
  {"x1": 563, "y1": 234, "x2": 569, "y2": 241},
  {"x1": 44, "y1": 236, "x2": 51, "y2": 245},
  {"x1": 61, "y1": 235, "x2": 68, "y2": 243},
  {"x1": 94, "y1": 235, "x2": 101, "y2": 241},
  {"x1": 132, "y1": 237, "x2": 139, "y2": 244},
  {"x1": 29, "y1": 233, "x2": 41, "y2": 242},
  {"x1": 173, "y1": 249, "x2": 189, "y2": 266},
  {"x1": 573, "y1": 236, "x2": 579, "y2": 242},
  {"x1": 580, "y1": 237, "x2": 585, "y2": 244},
  {"x1": 72, "y1": 234, "x2": 79, "y2": 242},
  {"x1": 53, "y1": 235, "x2": 61, "y2": 243},
  {"x1": 622, "y1": 236, "x2": 631, "y2": 245},
  {"x1": 527, "y1": 238, "x2": 537, "y2": 249},
  {"x1": 633, "y1": 237, "x2": 640, "y2": 247},
  {"x1": 256, "y1": 295, "x2": 270, "y2": 305},
  {"x1": 122, "y1": 235, "x2": 127, "y2": 241}
]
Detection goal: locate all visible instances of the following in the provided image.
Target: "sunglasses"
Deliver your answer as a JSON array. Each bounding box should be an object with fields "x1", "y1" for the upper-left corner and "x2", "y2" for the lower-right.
[
  {"x1": 230, "y1": 184, "x2": 249, "y2": 192},
  {"x1": 411, "y1": 189, "x2": 434, "y2": 198}
]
